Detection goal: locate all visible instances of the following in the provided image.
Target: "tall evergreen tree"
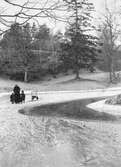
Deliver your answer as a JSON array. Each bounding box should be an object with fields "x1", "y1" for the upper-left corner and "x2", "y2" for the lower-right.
[{"x1": 63, "y1": 0, "x2": 98, "y2": 79}]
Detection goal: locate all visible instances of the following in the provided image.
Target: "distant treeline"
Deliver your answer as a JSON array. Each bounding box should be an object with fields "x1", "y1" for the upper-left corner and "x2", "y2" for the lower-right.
[{"x1": 0, "y1": 22, "x2": 99, "y2": 82}]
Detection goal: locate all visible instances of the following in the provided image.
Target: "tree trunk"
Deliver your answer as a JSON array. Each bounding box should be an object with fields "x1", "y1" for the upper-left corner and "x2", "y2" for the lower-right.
[
  {"x1": 24, "y1": 70, "x2": 28, "y2": 82},
  {"x1": 109, "y1": 70, "x2": 113, "y2": 83},
  {"x1": 112, "y1": 63, "x2": 116, "y2": 79},
  {"x1": 108, "y1": 55, "x2": 114, "y2": 83},
  {"x1": 109, "y1": 61, "x2": 116, "y2": 83},
  {"x1": 109, "y1": 61, "x2": 112, "y2": 82},
  {"x1": 75, "y1": 66, "x2": 80, "y2": 80},
  {"x1": 74, "y1": 0, "x2": 80, "y2": 80}
]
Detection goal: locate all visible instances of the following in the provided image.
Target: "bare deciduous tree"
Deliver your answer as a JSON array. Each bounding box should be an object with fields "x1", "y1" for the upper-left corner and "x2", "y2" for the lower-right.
[
  {"x1": 0, "y1": 0, "x2": 66, "y2": 35},
  {"x1": 99, "y1": 4, "x2": 121, "y2": 83}
]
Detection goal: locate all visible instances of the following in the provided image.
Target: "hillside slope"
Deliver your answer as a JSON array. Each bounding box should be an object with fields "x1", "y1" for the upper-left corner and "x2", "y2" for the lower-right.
[{"x1": 0, "y1": 71, "x2": 111, "y2": 92}]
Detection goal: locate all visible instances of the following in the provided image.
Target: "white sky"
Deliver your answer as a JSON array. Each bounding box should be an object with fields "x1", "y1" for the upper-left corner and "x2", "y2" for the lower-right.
[{"x1": 0, "y1": 0, "x2": 121, "y2": 33}]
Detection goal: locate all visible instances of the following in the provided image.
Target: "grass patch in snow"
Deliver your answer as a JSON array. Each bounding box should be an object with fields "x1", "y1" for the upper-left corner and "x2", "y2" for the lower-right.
[{"x1": 19, "y1": 97, "x2": 118, "y2": 122}]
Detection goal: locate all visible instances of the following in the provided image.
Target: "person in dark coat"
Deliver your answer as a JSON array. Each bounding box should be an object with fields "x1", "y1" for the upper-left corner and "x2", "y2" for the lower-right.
[
  {"x1": 10, "y1": 92, "x2": 15, "y2": 104},
  {"x1": 13, "y1": 85, "x2": 21, "y2": 103},
  {"x1": 20, "y1": 90, "x2": 25, "y2": 103},
  {"x1": 13, "y1": 85, "x2": 20, "y2": 94}
]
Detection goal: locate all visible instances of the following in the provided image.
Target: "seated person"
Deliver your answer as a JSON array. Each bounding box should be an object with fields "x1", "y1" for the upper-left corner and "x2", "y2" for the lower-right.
[{"x1": 14, "y1": 93, "x2": 21, "y2": 103}]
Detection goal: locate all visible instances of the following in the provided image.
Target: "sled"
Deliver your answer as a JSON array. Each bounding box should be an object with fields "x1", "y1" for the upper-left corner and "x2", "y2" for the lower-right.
[{"x1": 31, "y1": 90, "x2": 39, "y2": 101}]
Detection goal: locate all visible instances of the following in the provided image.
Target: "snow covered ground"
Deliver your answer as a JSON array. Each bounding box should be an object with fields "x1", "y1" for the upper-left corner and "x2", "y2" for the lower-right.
[
  {"x1": 87, "y1": 99, "x2": 121, "y2": 115},
  {"x1": 0, "y1": 72, "x2": 121, "y2": 166}
]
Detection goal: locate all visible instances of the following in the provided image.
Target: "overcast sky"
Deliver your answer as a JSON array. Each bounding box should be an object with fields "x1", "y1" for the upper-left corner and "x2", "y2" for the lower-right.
[{"x1": 0, "y1": 0, "x2": 120, "y2": 33}]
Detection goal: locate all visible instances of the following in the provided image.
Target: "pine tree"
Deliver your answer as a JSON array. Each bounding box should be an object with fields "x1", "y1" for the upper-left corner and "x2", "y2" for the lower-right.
[{"x1": 63, "y1": 0, "x2": 98, "y2": 79}]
